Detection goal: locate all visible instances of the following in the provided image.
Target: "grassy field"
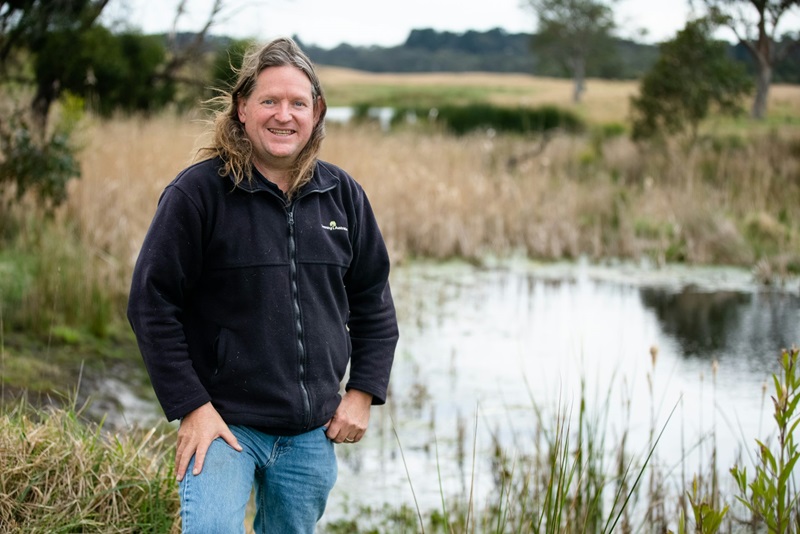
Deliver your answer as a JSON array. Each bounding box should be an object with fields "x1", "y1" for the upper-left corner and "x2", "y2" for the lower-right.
[{"x1": 318, "y1": 66, "x2": 800, "y2": 127}]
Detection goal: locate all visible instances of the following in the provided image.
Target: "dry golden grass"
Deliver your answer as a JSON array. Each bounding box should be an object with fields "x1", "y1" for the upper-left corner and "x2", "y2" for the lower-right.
[
  {"x1": 58, "y1": 72, "x2": 800, "y2": 316},
  {"x1": 0, "y1": 403, "x2": 179, "y2": 532},
  {"x1": 68, "y1": 113, "x2": 800, "y2": 301},
  {"x1": 67, "y1": 114, "x2": 208, "y2": 298},
  {"x1": 322, "y1": 125, "x2": 798, "y2": 266}
]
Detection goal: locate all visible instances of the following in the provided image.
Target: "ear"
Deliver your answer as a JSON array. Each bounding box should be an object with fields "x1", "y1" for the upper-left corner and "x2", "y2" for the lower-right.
[
  {"x1": 314, "y1": 97, "x2": 326, "y2": 126},
  {"x1": 237, "y1": 95, "x2": 247, "y2": 123}
]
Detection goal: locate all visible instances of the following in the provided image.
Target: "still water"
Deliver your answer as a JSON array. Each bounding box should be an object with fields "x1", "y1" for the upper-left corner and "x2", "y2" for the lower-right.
[
  {"x1": 327, "y1": 259, "x2": 800, "y2": 522},
  {"x1": 94, "y1": 259, "x2": 800, "y2": 522}
]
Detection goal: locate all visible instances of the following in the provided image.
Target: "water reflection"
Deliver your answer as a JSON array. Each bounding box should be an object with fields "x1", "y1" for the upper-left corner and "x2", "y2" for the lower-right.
[
  {"x1": 327, "y1": 260, "x2": 800, "y2": 525},
  {"x1": 640, "y1": 287, "x2": 800, "y2": 372}
]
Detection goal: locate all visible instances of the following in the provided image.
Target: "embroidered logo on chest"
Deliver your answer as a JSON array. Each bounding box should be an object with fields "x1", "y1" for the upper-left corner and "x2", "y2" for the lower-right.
[{"x1": 322, "y1": 220, "x2": 349, "y2": 232}]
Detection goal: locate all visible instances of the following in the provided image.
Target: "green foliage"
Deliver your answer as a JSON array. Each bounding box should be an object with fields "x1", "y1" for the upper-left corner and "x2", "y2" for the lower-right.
[
  {"x1": 0, "y1": 0, "x2": 107, "y2": 62},
  {"x1": 306, "y1": 28, "x2": 663, "y2": 78},
  {"x1": 677, "y1": 477, "x2": 729, "y2": 534},
  {"x1": 523, "y1": 0, "x2": 619, "y2": 101},
  {"x1": 209, "y1": 38, "x2": 255, "y2": 93},
  {"x1": 34, "y1": 25, "x2": 173, "y2": 117},
  {"x1": 392, "y1": 103, "x2": 585, "y2": 135},
  {"x1": 525, "y1": 0, "x2": 618, "y2": 72},
  {"x1": 731, "y1": 347, "x2": 800, "y2": 533},
  {"x1": 630, "y1": 17, "x2": 753, "y2": 141},
  {"x1": 0, "y1": 95, "x2": 83, "y2": 209}
]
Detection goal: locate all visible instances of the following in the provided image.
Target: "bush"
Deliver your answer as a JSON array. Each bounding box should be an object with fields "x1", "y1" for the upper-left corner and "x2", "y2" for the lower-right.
[
  {"x1": 0, "y1": 93, "x2": 84, "y2": 210},
  {"x1": 392, "y1": 103, "x2": 585, "y2": 135}
]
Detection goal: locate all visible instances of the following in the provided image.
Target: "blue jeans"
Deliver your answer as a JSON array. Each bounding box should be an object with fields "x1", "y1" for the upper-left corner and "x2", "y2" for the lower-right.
[{"x1": 179, "y1": 425, "x2": 337, "y2": 533}]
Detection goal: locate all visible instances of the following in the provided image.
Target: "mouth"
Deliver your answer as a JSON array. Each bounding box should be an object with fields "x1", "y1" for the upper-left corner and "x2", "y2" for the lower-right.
[{"x1": 268, "y1": 128, "x2": 294, "y2": 136}]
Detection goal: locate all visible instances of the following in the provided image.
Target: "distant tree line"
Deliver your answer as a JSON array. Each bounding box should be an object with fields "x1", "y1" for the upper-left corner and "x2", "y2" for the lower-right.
[{"x1": 297, "y1": 27, "x2": 799, "y2": 83}]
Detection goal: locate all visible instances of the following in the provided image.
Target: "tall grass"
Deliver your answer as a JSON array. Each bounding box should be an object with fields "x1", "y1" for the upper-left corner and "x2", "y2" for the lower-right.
[
  {"x1": 321, "y1": 346, "x2": 797, "y2": 533},
  {"x1": 77, "y1": 115, "x2": 798, "y2": 273},
  {"x1": 0, "y1": 398, "x2": 179, "y2": 532}
]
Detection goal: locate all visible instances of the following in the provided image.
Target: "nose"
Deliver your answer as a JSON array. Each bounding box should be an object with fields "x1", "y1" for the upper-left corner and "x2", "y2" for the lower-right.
[{"x1": 275, "y1": 101, "x2": 292, "y2": 122}]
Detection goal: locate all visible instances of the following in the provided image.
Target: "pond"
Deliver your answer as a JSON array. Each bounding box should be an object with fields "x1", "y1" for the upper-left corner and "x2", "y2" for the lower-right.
[
  {"x1": 92, "y1": 259, "x2": 800, "y2": 524},
  {"x1": 326, "y1": 259, "x2": 800, "y2": 524}
]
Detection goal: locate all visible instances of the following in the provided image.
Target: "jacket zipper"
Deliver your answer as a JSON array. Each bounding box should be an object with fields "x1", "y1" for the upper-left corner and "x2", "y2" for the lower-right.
[
  {"x1": 249, "y1": 174, "x2": 339, "y2": 431},
  {"x1": 286, "y1": 207, "x2": 312, "y2": 430}
]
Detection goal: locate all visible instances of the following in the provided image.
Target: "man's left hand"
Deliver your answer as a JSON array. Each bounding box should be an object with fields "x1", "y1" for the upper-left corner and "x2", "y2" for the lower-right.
[{"x1": 325, "y1": 389, "x2": 373, "y2": 444}]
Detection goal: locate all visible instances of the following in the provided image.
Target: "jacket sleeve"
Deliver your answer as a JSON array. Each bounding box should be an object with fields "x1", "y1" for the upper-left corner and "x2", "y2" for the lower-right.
[
  {"x1": 127, "y1": 183, "x2": 211, "y2": 421},
  {"x1": 343, "y1": 184, "x2": 399, "y2": 405}
]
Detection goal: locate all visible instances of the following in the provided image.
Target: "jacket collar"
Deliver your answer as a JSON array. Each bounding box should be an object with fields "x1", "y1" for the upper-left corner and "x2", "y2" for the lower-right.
[{"x1": 227, "y1": 160, "x2": 339, "y2": 196}]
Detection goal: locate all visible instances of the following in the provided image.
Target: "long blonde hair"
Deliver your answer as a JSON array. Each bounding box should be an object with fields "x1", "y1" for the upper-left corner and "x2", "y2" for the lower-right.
[{"x1": 199, "y1": 37, "x2": 327, "y2": 199}]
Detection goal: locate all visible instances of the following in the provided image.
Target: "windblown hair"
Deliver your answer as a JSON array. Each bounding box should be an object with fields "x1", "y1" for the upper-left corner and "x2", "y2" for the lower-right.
[{"x1": 198, "y1": 37, "x2": 327, "y2": 200}]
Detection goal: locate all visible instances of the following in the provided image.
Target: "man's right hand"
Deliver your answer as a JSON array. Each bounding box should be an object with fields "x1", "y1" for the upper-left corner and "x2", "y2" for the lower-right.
[{"x1": 175, "y1": 402, "x2": 242, "y2": 481}]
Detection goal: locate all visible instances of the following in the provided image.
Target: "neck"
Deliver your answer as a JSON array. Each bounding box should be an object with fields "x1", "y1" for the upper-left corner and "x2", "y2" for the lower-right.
[{"x1": 254, "y1": 162, "x2": 291, "y2": 193}]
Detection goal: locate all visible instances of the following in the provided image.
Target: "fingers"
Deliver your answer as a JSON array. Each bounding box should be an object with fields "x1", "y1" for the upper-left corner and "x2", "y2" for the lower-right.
[
  {"x1": 220, "y1": 427, "x2": 243, "y2": 452},
  {"x1": 327, "y1": 428, "x2": 362, "y2": 444},
  {"x1": 326, "y1": 391, "x2": 372, "y2": 444},
  {"x1": 324, "y1": 417, "x2": 356, "y2": 443},
  {"x1": 175, "y1": 402, "x2": 240, "y2": 481},
  {"x1": 175, "y1": 437, "x2": 191, "y2": 482},
  {"x1": 190, "y1": 443, "x2": 209, "y2": 477}
]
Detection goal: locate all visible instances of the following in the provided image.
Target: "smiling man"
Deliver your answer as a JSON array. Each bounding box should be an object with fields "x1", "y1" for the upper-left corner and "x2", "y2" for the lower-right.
[{"x1": 127, "y1": 37, "x2": 399, "y2": 534}]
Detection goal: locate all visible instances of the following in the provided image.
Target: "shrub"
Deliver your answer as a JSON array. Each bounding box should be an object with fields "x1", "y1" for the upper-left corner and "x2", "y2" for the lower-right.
[
  {"x1": 0, "y1": 93, "x2": 84, "y2": 210},
  {"x1": 391, "y1": 103, "x2": 585, "y2": 135}
]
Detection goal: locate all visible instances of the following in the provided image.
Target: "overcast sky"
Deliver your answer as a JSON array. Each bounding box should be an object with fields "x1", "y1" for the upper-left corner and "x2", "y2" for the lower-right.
[
  {"x1": 106, "y1": 0, "x2": 689, "y2": 47},
  {"x1": 107, "y1": 0, "x2": 796, "y2": 49}
]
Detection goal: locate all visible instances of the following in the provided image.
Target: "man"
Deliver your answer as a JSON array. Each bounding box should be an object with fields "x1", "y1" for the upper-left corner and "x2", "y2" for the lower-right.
[{"x1": 127, "y1": 37, "x2": 398, "y2": 533}]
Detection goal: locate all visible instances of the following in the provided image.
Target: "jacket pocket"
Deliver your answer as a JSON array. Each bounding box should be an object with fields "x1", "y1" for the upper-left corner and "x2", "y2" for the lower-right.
[{"x1": 211, "y1": 328, "x2": 230, "y2": 381}]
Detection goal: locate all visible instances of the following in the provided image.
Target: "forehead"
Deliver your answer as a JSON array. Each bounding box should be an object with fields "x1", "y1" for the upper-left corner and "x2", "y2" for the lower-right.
[{"x1": 251, "y1": 65, "x2": 313, "y2": 97}]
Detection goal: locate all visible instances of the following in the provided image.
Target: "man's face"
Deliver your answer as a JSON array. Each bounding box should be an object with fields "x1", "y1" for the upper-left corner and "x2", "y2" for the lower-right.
[{"x1": 237, "y1": 65, "x2": 320, "y2": 175}]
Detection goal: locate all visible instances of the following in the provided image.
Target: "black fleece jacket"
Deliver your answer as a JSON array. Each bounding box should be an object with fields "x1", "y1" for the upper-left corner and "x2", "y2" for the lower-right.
[{"x1": 127, "y1": 157, "x2": 398, "y2": 435}]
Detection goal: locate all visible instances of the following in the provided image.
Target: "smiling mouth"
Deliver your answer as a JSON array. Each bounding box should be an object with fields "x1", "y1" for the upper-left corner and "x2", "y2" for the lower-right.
[{"x1": 269, "y1": 128, "x2": 294, "y2": 136}]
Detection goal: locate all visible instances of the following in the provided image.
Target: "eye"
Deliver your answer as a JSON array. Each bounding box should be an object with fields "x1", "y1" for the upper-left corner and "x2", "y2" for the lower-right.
[
  {"x1": 261, "y1": 99, "x2": 275, "y2": 105},
  {"x1": 293, "y1": 100, "x2": 307, "y2": 108}
]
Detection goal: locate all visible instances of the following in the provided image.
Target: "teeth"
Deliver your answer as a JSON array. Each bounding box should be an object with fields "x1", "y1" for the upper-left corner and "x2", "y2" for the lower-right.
[{"x1": 270, "y1": 129, "x2": 292, "y2": 135}]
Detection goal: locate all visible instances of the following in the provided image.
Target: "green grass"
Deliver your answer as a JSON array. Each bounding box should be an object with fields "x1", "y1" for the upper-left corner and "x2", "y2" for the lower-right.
[{"x1": 325, "y1": 83, "x2": 512, "y2": 109}]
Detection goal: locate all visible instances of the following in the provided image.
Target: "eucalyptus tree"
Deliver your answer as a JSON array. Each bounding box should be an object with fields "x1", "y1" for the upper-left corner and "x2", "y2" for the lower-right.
[
  {"x1": 691, "y1": 0, "x2": 800, "y2": 119},
  {"x1": 522, "y1": 0, "x2": 619, "y2": 103},
  {"x1": 630, "y1": 18, "x2": 753, "y2": 142},
  {"x1": 0, "y1": 0, "x2": 226, "y2": 207}
]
